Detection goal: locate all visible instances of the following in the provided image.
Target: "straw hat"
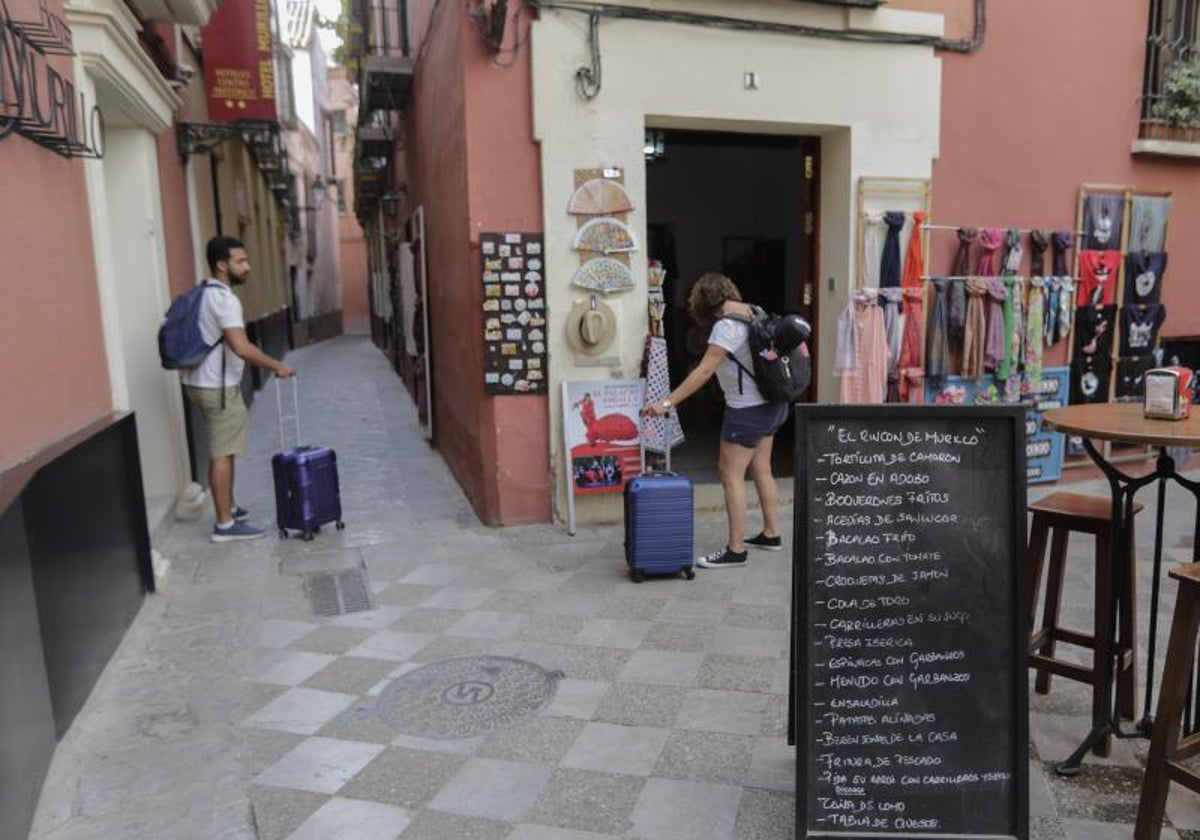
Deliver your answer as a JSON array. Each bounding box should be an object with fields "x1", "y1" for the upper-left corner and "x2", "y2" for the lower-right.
[{"x1": 566, "y1": 296, "x2": 617, "y2": 355}]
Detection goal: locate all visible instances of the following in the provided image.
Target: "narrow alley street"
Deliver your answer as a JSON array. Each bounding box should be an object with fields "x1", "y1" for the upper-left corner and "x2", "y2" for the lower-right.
[{"x1": 18, "y1": 335, "x2": 1200, "y2": 839}]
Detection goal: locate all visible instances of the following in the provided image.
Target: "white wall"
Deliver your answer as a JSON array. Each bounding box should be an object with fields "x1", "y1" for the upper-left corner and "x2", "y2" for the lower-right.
[
  {"x1": 69, "y1": 0, "x2": 190, "y2": 525},
  {"x1": 531, "y1": 2, "x2": 943, "y2": 521}
]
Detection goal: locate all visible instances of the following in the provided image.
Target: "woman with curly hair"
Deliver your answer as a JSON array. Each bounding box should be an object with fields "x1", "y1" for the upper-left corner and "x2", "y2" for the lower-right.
[{"x1": 642, "y1": 272, "x2": 787, "y2": 569}]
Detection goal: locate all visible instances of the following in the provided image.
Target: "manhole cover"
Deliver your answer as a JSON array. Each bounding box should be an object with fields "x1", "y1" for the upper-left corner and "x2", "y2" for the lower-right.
[
  {"x1": 375, "y1": 656, "x2": 562, "y2": 739},
  {"x1": 305, "y1": 568, "x2": 375, "y2": 617}
]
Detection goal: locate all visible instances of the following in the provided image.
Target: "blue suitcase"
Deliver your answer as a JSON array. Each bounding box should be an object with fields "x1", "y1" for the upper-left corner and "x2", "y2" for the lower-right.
[
  {"x1": 272, "y1": 379, "x2": 344, "y2": 541},
  {"x1": 623, "y1": 420, "x2": 695, "y2": 583}
]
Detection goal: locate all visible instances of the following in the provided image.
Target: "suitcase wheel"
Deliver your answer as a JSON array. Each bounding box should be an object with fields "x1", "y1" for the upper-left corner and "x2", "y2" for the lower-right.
[
  {"x1": 336, "y1": 521, "x2": 346, "y2": 531},
  {"x1": 631, "y1": 569, "x2": 645, "y2": 584},
  {"x1": 302, "y1": 530, "x2": 315, "y2": 542},
  {"x1": 683, "y1": 568, "x2": 696, "y2": 580},
  {"x1": 279, "y1": 529, "x2": 289, "y2": 540}
]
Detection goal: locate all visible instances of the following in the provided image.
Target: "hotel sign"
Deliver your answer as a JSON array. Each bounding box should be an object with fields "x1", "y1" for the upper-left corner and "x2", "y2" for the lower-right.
[
  {"x1": 201, "y1": 0, "x2": 276, "y2": 123},
  {"x1": 0, "y1": 0, "x2": 104, "y2": 158}
]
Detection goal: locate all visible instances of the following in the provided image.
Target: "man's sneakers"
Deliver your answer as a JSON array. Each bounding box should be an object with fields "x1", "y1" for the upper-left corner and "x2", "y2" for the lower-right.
[
  {"x1": 212, "y1": 520, "x2": 266, "y2": 543},
  {"x1": 745, "y1": 532, "x2": 783, "y2": 552},
  {"x1": 696, "y1": 547, "x2": 748, "y2": 569},
  {"x1": 232, "y1": 505, "x2": 251, "y2": 522}
]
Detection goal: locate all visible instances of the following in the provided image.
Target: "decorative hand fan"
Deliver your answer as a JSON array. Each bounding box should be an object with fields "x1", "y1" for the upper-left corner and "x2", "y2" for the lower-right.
[
  {"x1": 572, "y1": 217, "x2": 638, "y2": 254},
  {"x1": 572, "y1": 258, "x2": 635, "y2": 293},
  {"x1": 568, "y1": 178, "x2": 634, "y2": 215}
]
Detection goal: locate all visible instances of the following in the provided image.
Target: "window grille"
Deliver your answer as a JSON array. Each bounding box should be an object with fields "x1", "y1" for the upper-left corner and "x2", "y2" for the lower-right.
[{"x1": 1141, "y1": 0, "x2": 1200, "y2": 131}]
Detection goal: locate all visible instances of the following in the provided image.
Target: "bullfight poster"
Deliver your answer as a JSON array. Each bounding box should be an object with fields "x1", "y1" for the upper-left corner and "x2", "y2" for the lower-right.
[{"x1": 562, "y1": 380, "x2": 644, "y2": 534}]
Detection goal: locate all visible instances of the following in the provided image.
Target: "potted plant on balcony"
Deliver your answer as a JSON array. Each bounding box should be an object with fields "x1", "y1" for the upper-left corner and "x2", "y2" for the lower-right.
[{"x1": 1154, "y1": 58, "x2": 1200, "y2": 141}]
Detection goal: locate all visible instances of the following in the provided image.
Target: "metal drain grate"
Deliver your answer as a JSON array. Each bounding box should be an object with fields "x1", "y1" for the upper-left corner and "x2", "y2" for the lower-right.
[
  {"x1": 304, "y1": 567, "x2": 376, "y2": 617},
  {"x1": 374, "y1": 656, "x2": 563, "y2": 739}
]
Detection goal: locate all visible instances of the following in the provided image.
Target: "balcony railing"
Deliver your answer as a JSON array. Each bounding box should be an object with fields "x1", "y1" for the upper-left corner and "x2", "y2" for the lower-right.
[
  {"x1": 351, "y1": 0, "x2": 414, "y2": 115},
  {"x1": 1140, "y1": 0, "x2": 1200, "y2": 142}
]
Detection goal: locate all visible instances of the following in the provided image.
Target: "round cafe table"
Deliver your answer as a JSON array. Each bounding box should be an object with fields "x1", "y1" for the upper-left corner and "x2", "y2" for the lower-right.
[{"x1": 1042, "y1": 404, "x2": 1200, "y2": 775}]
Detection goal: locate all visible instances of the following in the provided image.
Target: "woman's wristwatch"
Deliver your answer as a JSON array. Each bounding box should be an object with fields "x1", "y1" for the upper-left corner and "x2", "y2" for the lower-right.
[{"x1": 661, "y1": 399, "x2": 673, "y2": 410}]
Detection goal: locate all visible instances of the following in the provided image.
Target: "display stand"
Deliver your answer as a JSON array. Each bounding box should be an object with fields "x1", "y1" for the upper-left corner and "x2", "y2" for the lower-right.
[{"x1": 1063, "y1": 183, "x2": 1173, "y2": 472}]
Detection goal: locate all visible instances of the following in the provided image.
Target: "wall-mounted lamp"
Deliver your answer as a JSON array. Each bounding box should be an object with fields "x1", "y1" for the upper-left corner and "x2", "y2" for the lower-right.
[
  {"x1": 309, "y1": 176, "x2": 327, "y2": 211},
  {"x1": 381, "y1": 186, "x2": 407, "y2": 218}
]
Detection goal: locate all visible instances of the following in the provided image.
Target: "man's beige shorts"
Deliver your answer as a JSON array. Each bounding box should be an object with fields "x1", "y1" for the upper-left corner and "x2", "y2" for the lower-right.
[{"x1": 184, "y1": 386, "x2": 249, "y2": 457}]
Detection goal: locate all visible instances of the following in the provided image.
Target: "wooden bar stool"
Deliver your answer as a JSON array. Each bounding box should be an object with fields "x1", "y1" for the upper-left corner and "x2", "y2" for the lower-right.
[
  {"x1": 1027, "y1": 491, "x2": 1142, "y2": 757},
  {"x1": 1136, "y1": 563, "x2": 1200, "y2": 840}
]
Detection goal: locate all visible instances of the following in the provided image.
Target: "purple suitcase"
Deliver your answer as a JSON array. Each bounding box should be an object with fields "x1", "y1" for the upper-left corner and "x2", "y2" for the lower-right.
[
  {"x1": 272, "y1": 379, "x2": 344, "y2": 541},
  {"x1": 623, "y1": 415, "x2": 695, "y2": 583}
]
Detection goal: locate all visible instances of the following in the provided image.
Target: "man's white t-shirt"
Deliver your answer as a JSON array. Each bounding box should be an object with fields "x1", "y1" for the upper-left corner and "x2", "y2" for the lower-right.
[
  {"x1": 708, "y1": 317, "x2": 766, "y2": 409},
  {"x1": 182, "y1": 280, "x2": 246, "y2": 388}
]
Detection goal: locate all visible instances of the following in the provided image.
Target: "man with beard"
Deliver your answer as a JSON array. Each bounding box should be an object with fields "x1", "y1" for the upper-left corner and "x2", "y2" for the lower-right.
[{"x1": 183, "y1": 236, "x2": 295, "y2": 542}]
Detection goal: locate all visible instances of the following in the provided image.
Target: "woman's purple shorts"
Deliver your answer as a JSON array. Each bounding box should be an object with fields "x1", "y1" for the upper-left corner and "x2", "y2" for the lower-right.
[{"x1": 721, "y1": 402, "x2": 789, "y2": 448}]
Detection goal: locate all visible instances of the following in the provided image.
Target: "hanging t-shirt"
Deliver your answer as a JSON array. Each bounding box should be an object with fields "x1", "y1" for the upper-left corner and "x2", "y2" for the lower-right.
[
  {"x1": 1070, "y1": 353, "x2": 1112, "y2": 405},
  {"x1": 181, "y1": 280, "x2": 246, "y2": 388},
  {"x1": 1077, "y1": 250, "x2": 1121, "y2": 307},
  {"x1": 1115, "y1": 355, "x2": 1154, "y2": 402},
  {"x1": 1124, "y1": 251, "x2": 1167, "y2": 305},
  {"x1": 1084, "y1": 195, "x2": 1124, "y2": 251},
  {"x1": 709, "y1": 317, "x2": 766, "y2": 409},
  {"x1": 1120, "y1": 304, "x2": 1166, "y2": 358},
  {"x1": 1072, "y1": 304, "x2": 1117, "y2": 361}
]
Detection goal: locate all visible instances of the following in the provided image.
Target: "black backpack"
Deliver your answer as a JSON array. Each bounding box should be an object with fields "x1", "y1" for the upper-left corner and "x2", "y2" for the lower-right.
[{"x1": 719, "y1": 306, "x2": 812, "y2": 404}]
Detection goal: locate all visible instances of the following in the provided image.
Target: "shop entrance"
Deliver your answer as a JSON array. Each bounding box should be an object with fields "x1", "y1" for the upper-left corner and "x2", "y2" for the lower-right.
[{"x1": 645, "y1": 128, "x2": 819, "y2": 482}]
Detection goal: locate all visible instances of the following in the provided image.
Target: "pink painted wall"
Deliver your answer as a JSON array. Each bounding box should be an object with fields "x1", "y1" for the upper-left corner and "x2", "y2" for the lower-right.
[
  {"x1": 931, "y1": 0, "x2": 1200, "y2": 363},
  {"x1": 402, "y1": 1, "x2": 549, "y2": 524},
  {"x1": 158, "y1": 126, "x2": 197, "y2": 298},
  {"x1": 0, "y1": 0, "x2": 110, "y2": 470},
  {"x1": 462, "y1": 4, "x2": 550, "y2": 525},
  {"x1": 330, "y1": 68, "x2": 370, "y2": 333},
  {"x1": 404, "y1": 0, "x2": 487, "y2": 516}
]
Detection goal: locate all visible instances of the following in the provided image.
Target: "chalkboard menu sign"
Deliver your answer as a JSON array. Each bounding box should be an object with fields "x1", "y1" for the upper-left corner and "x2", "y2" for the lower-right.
[
  {"x1": 794, "y1": 405, "x2": 1028, "y2": 839},
  {"x1": 481, "y1": 232, "x2": 546, "y2": 394}
]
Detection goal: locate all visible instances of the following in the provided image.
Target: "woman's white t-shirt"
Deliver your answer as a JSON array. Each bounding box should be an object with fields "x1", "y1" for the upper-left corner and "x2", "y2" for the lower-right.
[
  {"x1": 708, "y1": 317, "x2": 766, "y2": 409},
  {"x1": 181, "y1": 281, "x2": 246, "y2": 388}
]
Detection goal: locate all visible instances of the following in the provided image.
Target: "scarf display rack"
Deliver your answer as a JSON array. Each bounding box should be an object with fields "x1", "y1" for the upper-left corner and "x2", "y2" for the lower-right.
[
  {"x1": 856, "y1": 177, "x2": 931, "y2": 289},
  {"x1": 1061, "y1": 183, "x2": 1174, "y2": 470}
]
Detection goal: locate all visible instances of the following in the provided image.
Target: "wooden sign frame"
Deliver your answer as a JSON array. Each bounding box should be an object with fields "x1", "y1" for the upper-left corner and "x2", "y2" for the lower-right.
[{"x1": 792, "y1": 404, "x2": 1029, "y2": 840}]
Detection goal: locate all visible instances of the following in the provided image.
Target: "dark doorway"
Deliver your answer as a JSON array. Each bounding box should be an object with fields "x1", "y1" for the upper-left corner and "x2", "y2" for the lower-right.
[{"x1": 645, "y1": 128, "x2": 819, "y2": 482}]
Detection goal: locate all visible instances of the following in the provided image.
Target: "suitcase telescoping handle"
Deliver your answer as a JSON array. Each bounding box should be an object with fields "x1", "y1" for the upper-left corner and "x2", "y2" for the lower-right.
[
  {"x1": 275, "y1": 376, "x2": 301, "y2": 452},
  {"x1": 639, "y1": 409, "x2": 674, "y2": 475}
]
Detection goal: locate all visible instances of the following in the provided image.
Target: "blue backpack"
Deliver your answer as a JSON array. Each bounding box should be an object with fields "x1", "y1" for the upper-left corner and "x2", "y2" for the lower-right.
[{"x1": 158, "y1": 282, "x2": 224, "y2": 370}]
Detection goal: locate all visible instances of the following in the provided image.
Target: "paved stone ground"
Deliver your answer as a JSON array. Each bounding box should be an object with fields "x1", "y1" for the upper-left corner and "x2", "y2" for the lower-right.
[{"x1": 26, "y1": 335, "x2": 1200, "y2": 839}]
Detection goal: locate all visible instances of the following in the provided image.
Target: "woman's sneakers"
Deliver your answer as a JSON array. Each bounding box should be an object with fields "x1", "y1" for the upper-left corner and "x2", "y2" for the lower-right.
[
  {"x1": 745, "y1": 532, "x2": 783, "y2": 552},
  {"x1": 696, "y1": 547, "x2": 748, "y2": 569}
]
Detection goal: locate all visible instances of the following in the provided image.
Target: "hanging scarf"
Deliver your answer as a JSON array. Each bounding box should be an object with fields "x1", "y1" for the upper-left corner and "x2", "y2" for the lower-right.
[
  {"x1": 905, "y1": 369, "x2": 925, "y2": 404},
  {"x1": 880, "y1": 287, "x2": 904, "y2": 371},
  {"x1": 1030, "y1": 230, "x2": 1049, "y2": 277},
  {"x1": 1051, "y1": 230, "x2": 1073, "y2": 276},
  {"x1": 952, "y1": 227, "x2": 977, "y2": 276},
  {"x1": 1003, "y1": 229, "x2": 1023, "y2": 275},
  {"x1": 1044, "y1": 279, "x2": 1061, "y2": 347},
  {"x1": 863, "y1": 212, "x2": 886, "y2": 289},
  {"x1": 899, "y1": 286, "x2": 925, "y2": 398},
  {"x1": 1025, "y1": 276, "x2": 1045, "y2": 390},
  {"x1": 1005, "y1": 288, "x2": 1024, "y2": 402},
  {"x1": 998, "y1": 276, "x2": 1016, "y2": 380},
  {"x1": 880, "y1": 211, "x2": 906, "y2": 287},
  {"x1": 962, "y1": 278, "x2": 989, "y2": 381},
  {"x1": 1058, "y1": 277, "x2": 1075, "y2": 342},
  {"x1": 902, "y1": 211, "x2": 926, "y2": 291},
  {"x1": 976, "y1": 228, "x2": 1004, "y2": 276},
  {"x1": 926, "y1": 279, "x2": 951, "y2": 389},
  {"x1": 984, "y1": 278, "x2": 1008, "y2": 373},
  {"x1": 948, "y1": 279, "x2": 967, "y2": 345},
  {"x1": 834, "y1": 297, "x2": 859, "y2": 375}
]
